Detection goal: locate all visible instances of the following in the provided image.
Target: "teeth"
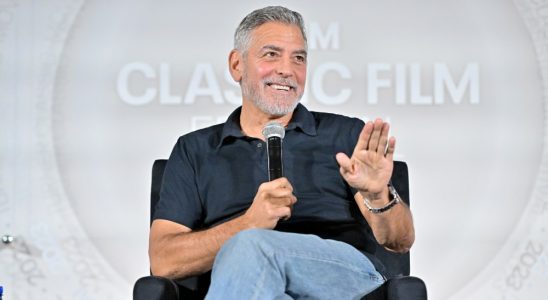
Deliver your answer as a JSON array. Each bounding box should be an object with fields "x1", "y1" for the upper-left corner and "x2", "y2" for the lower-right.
[{"x1": 270, "y1": 84, "x2": 290, "y2": 91}]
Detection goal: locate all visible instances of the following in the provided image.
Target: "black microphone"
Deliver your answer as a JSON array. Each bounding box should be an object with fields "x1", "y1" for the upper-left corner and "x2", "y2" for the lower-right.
[{"x1": 262, "y1": 121, "x2": 285, "y2": 181}]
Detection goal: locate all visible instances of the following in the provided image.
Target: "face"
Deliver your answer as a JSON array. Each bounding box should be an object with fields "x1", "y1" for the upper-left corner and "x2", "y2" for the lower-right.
[{"x1": 231, "y1": 22, "x2": 307, "y2": 116}]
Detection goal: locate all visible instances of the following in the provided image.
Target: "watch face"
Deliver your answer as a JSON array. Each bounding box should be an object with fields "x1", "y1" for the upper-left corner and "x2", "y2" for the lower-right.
[{"x1": 3, "y1": 1, "x2": 545, "y2": 299}]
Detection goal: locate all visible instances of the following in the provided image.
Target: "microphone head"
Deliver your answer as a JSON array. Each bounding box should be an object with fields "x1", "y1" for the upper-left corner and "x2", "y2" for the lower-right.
[{"x1": 262, "y1": 121, "x2": 285, "y2": 140}]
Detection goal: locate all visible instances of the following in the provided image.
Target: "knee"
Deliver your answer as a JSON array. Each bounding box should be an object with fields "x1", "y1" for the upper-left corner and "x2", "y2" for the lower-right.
[
  {"x1": 233, "y1": 228, "x2": 271, "y2": 241},
  {"x1": 224, "y1": 229, "x2": 270, "y2": 250},
  {"x1": 217, "y1": 229, "x2": 274, "y2": 261}
]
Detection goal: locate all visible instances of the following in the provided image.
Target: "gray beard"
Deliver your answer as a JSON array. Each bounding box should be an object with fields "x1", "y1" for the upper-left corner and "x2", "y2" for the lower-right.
[{"x1": 241, "y1": 75, "x2": 301, "y2": 117}]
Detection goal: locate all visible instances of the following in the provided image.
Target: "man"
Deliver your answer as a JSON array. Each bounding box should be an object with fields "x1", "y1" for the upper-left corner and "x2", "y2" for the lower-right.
[{"x1": 149, "y1": 6, "x2": 415, "y2": 299}]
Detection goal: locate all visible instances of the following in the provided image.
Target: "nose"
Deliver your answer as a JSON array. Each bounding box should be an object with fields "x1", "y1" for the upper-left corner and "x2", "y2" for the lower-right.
[{"x1": 275, "y1": 56, "x2": 293, "y2": 78}]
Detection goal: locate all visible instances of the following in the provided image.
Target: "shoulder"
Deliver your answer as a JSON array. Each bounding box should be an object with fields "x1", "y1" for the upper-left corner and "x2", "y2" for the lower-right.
[
  {"x1": 307, "y1": 110, "x2": 365, "y2": 152},
  {"x1": 173, "y1": 123, "x2": 224, "y2": 156},
  {"x1": 310, "y1": 110, "x2": 364, "y2": 131}
]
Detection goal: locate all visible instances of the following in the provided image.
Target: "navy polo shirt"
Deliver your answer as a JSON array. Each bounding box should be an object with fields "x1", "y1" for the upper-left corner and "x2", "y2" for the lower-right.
[{"x1": 154, "y1": 104, "x2": 383, "y2": 271}]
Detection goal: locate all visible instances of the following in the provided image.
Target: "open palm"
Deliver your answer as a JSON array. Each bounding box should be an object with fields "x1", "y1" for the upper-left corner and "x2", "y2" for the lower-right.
[{"x1": 336, "y1": 119, "x2": 395, "y2": 195}]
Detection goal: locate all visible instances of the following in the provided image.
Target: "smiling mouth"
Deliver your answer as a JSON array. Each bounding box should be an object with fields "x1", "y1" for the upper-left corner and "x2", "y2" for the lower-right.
[{"x1": 266, "y1": 82, "x2": 294, "y2": 92}]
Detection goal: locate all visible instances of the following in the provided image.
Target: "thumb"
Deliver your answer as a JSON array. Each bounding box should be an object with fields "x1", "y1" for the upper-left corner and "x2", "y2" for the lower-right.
[{"x1": 335, "y1": 153, "x2": 353, "y2": 174}]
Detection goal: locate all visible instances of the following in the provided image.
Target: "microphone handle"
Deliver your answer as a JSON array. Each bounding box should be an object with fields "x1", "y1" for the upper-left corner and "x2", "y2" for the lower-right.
[{"x1": 267, "y1": 136, "x2": 283, "y2": 181}]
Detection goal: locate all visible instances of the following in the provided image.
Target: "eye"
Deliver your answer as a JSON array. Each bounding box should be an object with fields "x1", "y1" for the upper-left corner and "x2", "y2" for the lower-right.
[
  {"x1": 295, "y1": 55, "x2": 307, "y2": 63},
  {"x1": 264, "y1": 51, "x2": 278, "y2": 58}
]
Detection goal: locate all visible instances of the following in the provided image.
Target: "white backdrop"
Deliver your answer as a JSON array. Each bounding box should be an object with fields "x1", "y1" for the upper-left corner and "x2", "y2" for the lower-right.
[{"x1": 1, "y1": 0, "x2": 548, "y2": 299}]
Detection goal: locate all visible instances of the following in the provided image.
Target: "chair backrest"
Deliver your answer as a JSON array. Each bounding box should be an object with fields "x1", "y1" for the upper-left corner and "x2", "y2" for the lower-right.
[
  {"x1": 150, "y1": 159, "x2": 168, "y2": 225},
  {"x1": 150, "y1": 159, "x2": 411, "y2": 280}
]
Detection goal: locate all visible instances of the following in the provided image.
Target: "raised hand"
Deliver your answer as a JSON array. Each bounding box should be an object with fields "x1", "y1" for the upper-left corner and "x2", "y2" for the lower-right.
[
  {"x1": 335, "y1": 119, "x2": 395, "y2": 197},
  {"x1": 242, "y1": 177, "x2": 297, "y2": 229}
]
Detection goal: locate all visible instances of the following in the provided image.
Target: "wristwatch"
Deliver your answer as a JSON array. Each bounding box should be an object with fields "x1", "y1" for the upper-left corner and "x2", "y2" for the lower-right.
[{"x1": 363, "y1": 182, "x2": 401, "y2": 214}]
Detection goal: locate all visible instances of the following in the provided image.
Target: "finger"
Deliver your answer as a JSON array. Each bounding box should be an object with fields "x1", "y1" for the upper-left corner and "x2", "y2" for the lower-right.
[
  {"x1": 263, "y1": 185, "x2": 295, "y2": 199},
  {"x1": 275, "y1": 207, "x2": 292, "y2": 220},
  {"x1": 270, "y1": 194, "x2": 297, "y2": 206},
  {"x1": 385, "y1": 136, "x2": 396, "y2": 161},
  {"x1": 376, "y1": 122, "x2": 390, "y2": 155},
  {"x1": 367, "y1": 119, "x2": 384, "y2": 152},
  {"x1": 261, "y1": 177, "x2": 293, "y2": 192},
  {"x1": 335, "y1": 152, "x2": 353, "y2": 174},
  {"x1": 353, "y1": 122, "x2": 373, "y2": 152}
]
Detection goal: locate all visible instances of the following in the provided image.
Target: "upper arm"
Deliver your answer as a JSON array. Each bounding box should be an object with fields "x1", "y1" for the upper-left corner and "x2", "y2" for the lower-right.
[{"x1": 154, "y1": 137, "x2": 204, "y2": 229}]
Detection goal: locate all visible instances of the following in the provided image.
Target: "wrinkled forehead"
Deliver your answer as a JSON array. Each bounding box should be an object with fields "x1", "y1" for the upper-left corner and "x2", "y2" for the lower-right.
[{"x1": 248, "y1": 22, "x2": 307, "y2": 51}]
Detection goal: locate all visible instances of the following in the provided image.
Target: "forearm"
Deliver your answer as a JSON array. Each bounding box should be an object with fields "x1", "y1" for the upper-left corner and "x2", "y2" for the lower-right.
[
  {"x1": 150, "y1": 215, "x2": 250, "y2": 279},
  {"x1": 356, "y1": 188, "x2": 415, "y2": 252},
  {"x1": 150, "y1": 178, "x2": 296, "y2": 279}
]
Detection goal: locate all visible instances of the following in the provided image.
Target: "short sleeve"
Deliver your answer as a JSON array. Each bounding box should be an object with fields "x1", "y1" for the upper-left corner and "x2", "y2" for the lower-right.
[{"x1": 153, "y1": 137, "x2": 203, "y2": 229}]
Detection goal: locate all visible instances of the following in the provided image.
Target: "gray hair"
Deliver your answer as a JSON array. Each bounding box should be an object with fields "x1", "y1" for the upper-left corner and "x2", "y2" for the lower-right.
[{"x1": 234, "y1": 6, "x2": 307, "y2": 54}]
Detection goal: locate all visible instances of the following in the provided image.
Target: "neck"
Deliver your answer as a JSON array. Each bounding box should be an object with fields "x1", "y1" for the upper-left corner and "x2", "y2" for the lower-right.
[{"x1": 240, "y1": 101, "x2": 294, "y2": 141}]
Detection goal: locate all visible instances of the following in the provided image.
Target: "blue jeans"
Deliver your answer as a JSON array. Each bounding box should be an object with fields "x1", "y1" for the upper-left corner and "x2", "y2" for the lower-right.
[{"x1": 205, "y1": 229, "x2": 385, "y2": 300}]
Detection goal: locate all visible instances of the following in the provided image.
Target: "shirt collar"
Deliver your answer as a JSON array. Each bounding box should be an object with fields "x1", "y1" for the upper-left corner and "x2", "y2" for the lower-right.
[
  {"x1": 217, "y1": 107, "x2": 245, "y2": 149},
  {"x1": 286, "y1": 103, "x2": 317, "y2": 136},
  {"x1": 217, "y1": 103, "x2": 317, "y2": 149}
]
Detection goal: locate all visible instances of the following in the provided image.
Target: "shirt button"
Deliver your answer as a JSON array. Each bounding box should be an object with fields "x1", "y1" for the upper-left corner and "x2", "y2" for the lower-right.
[{"x1": 257, "y1": 143, "x2": 263, "y2": 148}]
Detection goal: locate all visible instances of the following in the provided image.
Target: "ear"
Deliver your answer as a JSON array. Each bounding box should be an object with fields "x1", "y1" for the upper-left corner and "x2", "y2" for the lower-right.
[{"x1": 228, "y1": 49, "x2": 243, "y2": 82}]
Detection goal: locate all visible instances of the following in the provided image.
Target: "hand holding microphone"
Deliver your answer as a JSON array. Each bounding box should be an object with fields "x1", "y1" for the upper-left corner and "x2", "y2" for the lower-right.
[{"x1": 242, "y1": 121, "x2": 296, "y2": 229}]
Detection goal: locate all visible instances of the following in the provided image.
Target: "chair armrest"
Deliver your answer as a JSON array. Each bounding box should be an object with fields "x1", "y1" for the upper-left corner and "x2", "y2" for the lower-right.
[
  {"x1": 385, "y1": 276, "x2": 427, "y2": 300},
  {"x1": 134, "y1": 274, "x2": 427, "y2": 300},
  {"x1": 133, "y1": 275, "x2": 207, "y2": 300},
  {"x1": 133, "y1": 276, "x2": 180, "y2": 300},
  {"x1": 364, "y1": 276, "x2": 427, "y2": 300}
]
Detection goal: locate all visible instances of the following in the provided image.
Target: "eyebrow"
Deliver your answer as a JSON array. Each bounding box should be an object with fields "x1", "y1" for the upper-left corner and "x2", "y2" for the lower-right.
[{"x1": 261, "y1": 45, "x2": 308, "y2": 57}]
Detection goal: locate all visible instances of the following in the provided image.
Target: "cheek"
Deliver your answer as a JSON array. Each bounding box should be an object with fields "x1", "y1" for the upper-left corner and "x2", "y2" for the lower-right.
[
  {"x1": 296, "y1": 68, "x2": 307, "y2": 85},
  {"x1": 256, "y1": 64, "x2": 274, "y2": 78}
]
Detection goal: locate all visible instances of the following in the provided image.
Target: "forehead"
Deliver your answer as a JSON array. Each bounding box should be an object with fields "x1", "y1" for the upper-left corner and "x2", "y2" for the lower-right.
[{"x1": 248, "y1": 22, "x2": 306, "y2": 50}]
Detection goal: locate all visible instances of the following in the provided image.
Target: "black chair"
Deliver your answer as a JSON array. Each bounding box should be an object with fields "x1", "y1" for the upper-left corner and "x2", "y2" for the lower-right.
[{"x1": 134, "y1": 160, "x2": 427, "y2": 300}]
